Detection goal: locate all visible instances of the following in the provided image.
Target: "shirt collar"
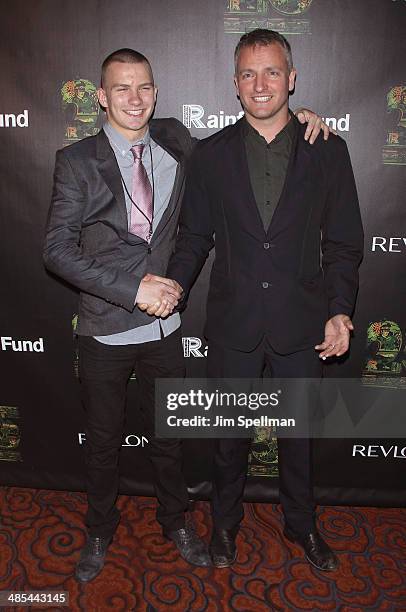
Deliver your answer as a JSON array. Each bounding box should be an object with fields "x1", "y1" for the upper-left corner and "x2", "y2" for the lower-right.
[
  {"x1": 103, "y1": 121, "x2": 157, "y2": 158},
  {"x1": 243, "y1": 111, "x2": 295, "y2": 147}
]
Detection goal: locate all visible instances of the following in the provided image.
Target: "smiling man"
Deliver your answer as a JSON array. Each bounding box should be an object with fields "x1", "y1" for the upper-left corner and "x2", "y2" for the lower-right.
[
  {"x1": 235, "y1": 37, "x2": 296, "y2": 138},
  {"x1": 99, "y1": 59, "x2": 156, "y2": 142},
  {"x1": 166, "y1": 29, "x2": 364, "y2": 570},
  {"x1": 44, "y1": 49, "x2": 208, "y2": 582}
]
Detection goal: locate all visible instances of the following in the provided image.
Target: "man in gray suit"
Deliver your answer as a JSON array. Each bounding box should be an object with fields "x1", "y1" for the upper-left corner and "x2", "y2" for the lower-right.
[
  {"x1": 44, "y1": 47, "x2": 328, "y2": 582},
  {"x1": 44, "y1": 48, "x2": 209, "y2": 582}
]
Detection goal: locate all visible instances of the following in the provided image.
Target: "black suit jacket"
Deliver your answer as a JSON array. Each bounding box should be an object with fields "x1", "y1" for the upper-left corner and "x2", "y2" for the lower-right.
[
  {"x1": 168, "y1": 115, "x2": 364, "y2": 354},
  {"x1": 44, "y1": 118, "x2": 193, "y2": 336}
]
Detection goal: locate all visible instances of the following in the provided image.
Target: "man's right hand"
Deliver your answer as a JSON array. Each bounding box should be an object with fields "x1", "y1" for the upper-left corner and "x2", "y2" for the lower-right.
[{"x1": 136, "y1": 274, "x2": 182, "y2": 318}]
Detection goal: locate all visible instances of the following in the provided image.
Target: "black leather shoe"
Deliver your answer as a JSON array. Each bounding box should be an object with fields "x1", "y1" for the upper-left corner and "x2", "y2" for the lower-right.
[
  {"x1": 210, "y1": 527, "x2": 238, "y2": 568},
  {"x1": 75, "y1": 535, "x2": 112, "y2": 583},
  {"x1": 284, "y1": 527, "x2": 339, "y2": 571},
  {"x1": 164, "y1": 524, "x2": 211, "y2": 567}
]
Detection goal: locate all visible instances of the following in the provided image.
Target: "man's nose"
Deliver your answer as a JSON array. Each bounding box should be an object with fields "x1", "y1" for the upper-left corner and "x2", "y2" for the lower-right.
[
  {"x1": 128, "y1": 89, "x2": 142, "y2": 104},
  {"x1": 254, "y1": 75, "x2": 265, "y2": 92}
]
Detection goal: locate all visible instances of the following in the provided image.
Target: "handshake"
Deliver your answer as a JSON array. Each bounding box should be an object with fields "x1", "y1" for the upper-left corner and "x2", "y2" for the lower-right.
[{"x1": 136, "y1": 273, "x2": 183, "y2": 318}]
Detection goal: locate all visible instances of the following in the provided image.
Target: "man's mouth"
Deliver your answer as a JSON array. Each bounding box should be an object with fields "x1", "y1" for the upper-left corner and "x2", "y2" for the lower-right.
[
  {"x1": 252, "y1": 96, "x2": 272, "y2": 103},
  {"x1": 124, "y1": 109, "x2": 144, "y2": 116}
]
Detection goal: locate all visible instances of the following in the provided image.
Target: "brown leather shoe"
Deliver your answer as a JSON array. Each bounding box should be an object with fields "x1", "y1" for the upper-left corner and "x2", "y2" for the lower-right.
[{"x1": 284, "y1": 527, "x2": 339, "y2": 571}]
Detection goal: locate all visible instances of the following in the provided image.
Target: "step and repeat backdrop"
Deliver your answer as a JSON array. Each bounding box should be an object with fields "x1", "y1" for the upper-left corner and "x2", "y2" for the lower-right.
[{"x1": 1, "y1": 0, "x2": 405, "y2": 505}]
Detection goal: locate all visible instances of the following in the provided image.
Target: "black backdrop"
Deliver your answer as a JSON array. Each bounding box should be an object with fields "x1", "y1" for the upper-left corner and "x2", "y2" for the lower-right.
[{"x1": 1, "y1": 0, "x2": 405, "y2": 506}]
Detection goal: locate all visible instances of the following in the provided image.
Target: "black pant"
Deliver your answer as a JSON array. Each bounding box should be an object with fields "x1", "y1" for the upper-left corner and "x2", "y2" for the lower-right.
[
  {"x1": 78, "y1": 328, "x2": 188, "y2": 538},
  {"x1": 207, "y1": 336, "x2": 323, "y2": 536}
]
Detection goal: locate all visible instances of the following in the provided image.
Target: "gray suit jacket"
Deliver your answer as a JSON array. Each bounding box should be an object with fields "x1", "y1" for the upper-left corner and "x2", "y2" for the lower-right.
[{"x1": 44, "y1": 118, "x2": 193, "y2": 336}]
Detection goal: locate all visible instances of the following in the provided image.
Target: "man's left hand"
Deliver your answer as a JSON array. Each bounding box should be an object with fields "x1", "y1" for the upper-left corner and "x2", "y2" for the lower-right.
[
  {"x1": 295, "y1": 108, "x2": 336, "y2": 144},
  {"x1": 315, "y1": 314, "x2": 354, "y2": 360}
]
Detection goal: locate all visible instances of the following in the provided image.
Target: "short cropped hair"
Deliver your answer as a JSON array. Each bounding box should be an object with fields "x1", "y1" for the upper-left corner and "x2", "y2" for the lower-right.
[
  {"x1": 234, "y1": 29, "x2": 293, "y2": 73},
  {"x1": 101, "y1": 48, "x2": 152, "y2": 87}
]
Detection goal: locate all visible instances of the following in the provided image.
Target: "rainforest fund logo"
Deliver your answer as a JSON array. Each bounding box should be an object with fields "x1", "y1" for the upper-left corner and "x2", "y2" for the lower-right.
[
  {"x1": 382, "y1": 86, "x2": 406, "y2": 165},
  {"x1": 0, "y1": 406, "x2": 21, "y2": 462},
  {"x1": 61, "y1": 79, "x2": 100, "y2": 146},
  {"x1": 362, "y1": 319, "x2": 406, "y2": 389},
  {"x1": 224, "y1": 0, "x2": 313, "y2": 35}
]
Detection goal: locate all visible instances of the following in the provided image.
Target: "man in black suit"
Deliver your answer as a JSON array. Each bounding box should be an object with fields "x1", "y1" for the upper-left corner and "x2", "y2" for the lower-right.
[
  {"x1": 44, "y1": 45, "x2": 331, "y2": 581},
  {"x1": 164, "y1": 30, "x2": 364, "y2": 570}
]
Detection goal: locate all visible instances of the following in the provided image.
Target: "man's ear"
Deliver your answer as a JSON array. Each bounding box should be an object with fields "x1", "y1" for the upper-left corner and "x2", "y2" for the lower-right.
[
  {"x1": 97, "y1": 87, "x2": 108, "y2": 109},
  {"x1": 288, "y1": 69, "x2": 297, "y2": 93},
  {"x1": 234, "y1": 75, "x2": 240, "y2": 98}
]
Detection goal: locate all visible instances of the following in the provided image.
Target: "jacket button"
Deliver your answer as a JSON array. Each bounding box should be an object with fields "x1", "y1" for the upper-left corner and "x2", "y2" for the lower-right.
[
  {"x1": 264, "y1": 242, "x2": 270, "y2": 249},
  {"x1": 262, "y1": 282, "x2": 269, "y2": 289}
]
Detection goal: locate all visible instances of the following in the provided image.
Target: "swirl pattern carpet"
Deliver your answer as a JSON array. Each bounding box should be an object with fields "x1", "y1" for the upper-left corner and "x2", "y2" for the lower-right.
[{"x1": 0, "y1": 488, "x2": 405, "y2": 611}]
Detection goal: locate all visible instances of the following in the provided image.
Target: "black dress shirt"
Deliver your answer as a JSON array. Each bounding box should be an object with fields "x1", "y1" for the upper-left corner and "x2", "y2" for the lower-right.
[{"x1": 244, "y1": 115, "x2": 295, "y2": 230}]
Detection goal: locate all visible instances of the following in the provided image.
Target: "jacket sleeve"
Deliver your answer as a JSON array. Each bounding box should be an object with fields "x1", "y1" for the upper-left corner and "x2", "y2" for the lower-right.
[
  {"x1": 321, "y1": 138, "x2": 364, "y2": 318},
  {"x1": 43, "y1": 149, "x2": 141, "y2": 312},
  {"x1": 167, "y1": 145, "x2": 214, "y2": 296}
]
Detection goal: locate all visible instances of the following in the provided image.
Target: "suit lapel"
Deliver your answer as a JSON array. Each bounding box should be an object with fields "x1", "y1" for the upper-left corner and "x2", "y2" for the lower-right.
[
  {"x1": 226, "y1": 115, "x2": 316, "y2": 239},
  {"x1": 149, "y1": 121, "x2": 186, "y2": 241},
  {"x1": 266, "y1": 114, "x2": 312, "y2": 237},
  {"x1": 266, "y1": 113, "x2": 300, "y2": 236},
  {"x1": 95, "y1": 130, "x2": 129, "y2": 238},
  {"x1": 224, "y1": 119, "x2": 265, "y2": 238}
]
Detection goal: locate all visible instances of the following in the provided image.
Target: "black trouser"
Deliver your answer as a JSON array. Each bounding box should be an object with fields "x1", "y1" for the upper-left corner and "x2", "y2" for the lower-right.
[
  {"x1": 207, "y1": 336, "x2": 323, "y2": 536},
  {"x1": 78, "y1": 328, "x2": 188, "y2": 538}
]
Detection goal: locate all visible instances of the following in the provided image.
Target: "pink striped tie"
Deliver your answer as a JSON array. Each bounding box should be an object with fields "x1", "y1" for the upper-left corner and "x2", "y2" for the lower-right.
[{"x1": 129, "y1": 144, "x2": 153, "y2": 241}]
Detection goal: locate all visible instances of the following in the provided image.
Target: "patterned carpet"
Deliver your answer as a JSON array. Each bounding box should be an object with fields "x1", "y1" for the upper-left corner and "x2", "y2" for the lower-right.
[{"x1": 0, "y1": 487, "x2": 405, "y2": 611}]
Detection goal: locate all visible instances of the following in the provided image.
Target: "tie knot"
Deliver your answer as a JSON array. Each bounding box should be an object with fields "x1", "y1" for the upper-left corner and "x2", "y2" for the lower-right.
[{"x1": 131, "y1": 144, "x2": 144, "y2": 161}]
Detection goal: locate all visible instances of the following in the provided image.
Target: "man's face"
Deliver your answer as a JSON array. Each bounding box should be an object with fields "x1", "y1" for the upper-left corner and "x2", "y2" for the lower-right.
[
  {"x1": 234, "y1": 43, "x2": 296, "y2": 128},
  {"x1": 97, "y1": 61, "x2": 157, "y2": 141}
]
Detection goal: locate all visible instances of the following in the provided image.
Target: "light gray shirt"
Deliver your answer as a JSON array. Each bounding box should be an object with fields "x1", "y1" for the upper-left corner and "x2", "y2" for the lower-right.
[{"x1": 94, "y1": 121, "x2": 180, "y2": 345}]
